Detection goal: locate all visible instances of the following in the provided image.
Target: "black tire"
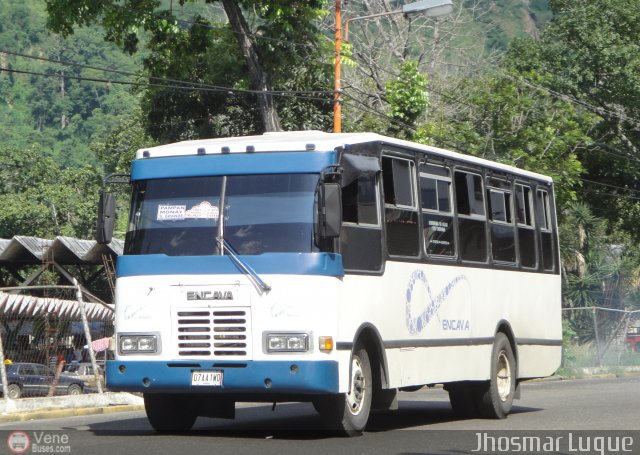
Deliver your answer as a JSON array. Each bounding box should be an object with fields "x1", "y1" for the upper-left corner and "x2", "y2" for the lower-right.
[
  {"x1": 475, "y1": 332, "x2": 516, "y2": 419},
  {"x1": 7, "y1": 384, "x2": 21, "y2": 399},
  {"x1": 316, "y1": 347, "x2": 372, "y2": 436},
  {"x1": 144, "y1": 394, "x2": 198, "y2": 433},
  {"x1": 447, "y1": 382, "x2": 477, "y2": 418},
  {"x1": 67, "y1": 384, "x2": 83, "y2": 396}
]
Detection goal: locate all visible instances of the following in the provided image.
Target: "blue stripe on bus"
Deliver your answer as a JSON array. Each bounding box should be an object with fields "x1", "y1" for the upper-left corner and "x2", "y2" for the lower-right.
[
  {"x1": 131, "y1": 151, "x2": 338, "y2": 181},
  {"x1": 115, "y1": 253, "x2": 344, "y2": 278},
  {"x1": 106, "y1": 359, "x2": 339, "y2": 394}
]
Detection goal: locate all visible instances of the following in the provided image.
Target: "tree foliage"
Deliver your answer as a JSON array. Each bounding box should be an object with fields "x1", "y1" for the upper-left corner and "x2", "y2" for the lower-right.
[
  {"x1": 0, "y1": 146, "x2": 101, "y2": 238},
  {"x1": 384, "y1": 61, "x2": 429, "y2": 139},
  {"x1": 0, "y1": 0, "x2": 141, "y2": 167},
  {"x1": 423, "y1": 69, "x2": 591, "y2": 206},
  {"x1": 45, "y1": 0, "x2": 333, "y2": 138},
  {"x1": 504, "y1": 0, "x2": 640, "y2": 238}
]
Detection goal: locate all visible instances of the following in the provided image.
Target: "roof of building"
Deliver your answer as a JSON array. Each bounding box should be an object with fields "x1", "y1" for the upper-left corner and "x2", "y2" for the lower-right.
[
  {"x1": 0, "y1": 236, "x2": 123, "y2": 266},
  {"x1": 0, "y1": 292, "x2": 113, "y2": 320}
]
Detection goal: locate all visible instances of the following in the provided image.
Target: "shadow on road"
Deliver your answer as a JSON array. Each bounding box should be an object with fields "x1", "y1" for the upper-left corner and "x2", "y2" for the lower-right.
[{"x1": 82, "y1": 400, "x2": 542, "y2": 440}]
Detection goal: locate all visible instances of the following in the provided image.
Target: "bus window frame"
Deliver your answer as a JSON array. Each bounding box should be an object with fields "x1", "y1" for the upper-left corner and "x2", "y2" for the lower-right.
[
  {"x1": 419, "y1": 159, "x2": 457, "y2": 260},
  {"x1": 515, "y1": 181, "x2": 538, "y2": 270},
  {"x1": 381, "y1": 152, "x2": 422, "y2": 260},
  {"x1": 486, "y1": 178, "x2": 517, "y2": 266},
  {"x1": 536, "y1": 187, "x2": 557, "y2": 273},
  {"x1": 453, "y1": 166, "x2": 489, "y2": 264}
]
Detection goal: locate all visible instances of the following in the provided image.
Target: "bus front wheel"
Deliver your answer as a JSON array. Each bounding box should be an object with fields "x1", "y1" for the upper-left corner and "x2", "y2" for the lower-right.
[
  {"x1": 476, "y1": 332, "x2": 516, "y2": 419},
  {"x1": 316, "y1": 347, "x2": 372, "y2": 436},
  {"x1": 144, "y1": 393, "x2": 198, "y2": 433}
]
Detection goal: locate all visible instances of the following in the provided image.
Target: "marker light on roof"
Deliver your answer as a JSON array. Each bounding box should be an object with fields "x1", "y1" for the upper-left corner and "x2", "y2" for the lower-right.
[
  {"x1": 305, "y1": 143, "x2": 316, "y2": 151},
  {"x1": 246, "y1": 145, "x2": 255, "y2": 153},
  {"x1": 197, "y1": 147, "x2": 206, "y2": 155},
  {"x1": 221, "y1": 146, "x2": 230, "y2": 154},
  {"x1": 142, "y1": 150, "x2": 150, "y2": 158}
]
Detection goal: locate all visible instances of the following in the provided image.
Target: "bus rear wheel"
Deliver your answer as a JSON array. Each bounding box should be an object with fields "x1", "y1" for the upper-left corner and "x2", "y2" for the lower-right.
[
  {"x1": 316, "y1": 347, "x2": 372, "y2": 436},
  {"x1": 144, "y1": 393, "x2": 198, "y2": 433},
  {"x1": 475, "y1": 332, "x2": 516, "y2": 419}
]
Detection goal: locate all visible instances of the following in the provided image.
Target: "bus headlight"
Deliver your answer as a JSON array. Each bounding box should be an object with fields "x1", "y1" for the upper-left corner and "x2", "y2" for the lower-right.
[
  {"x1": 265, "y1": 333, "x2": 309, "y2": 353},
  {"x1": 118, "y1": 334, "x2": 159, "y2": 354}
]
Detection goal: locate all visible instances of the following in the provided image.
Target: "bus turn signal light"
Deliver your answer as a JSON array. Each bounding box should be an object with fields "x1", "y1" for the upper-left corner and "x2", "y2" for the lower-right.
[{"x1": 319, "y1": 336, "x2": 333, "y2": 353}]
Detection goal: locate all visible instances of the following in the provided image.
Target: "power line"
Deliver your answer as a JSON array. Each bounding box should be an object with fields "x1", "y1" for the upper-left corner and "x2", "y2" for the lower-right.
[
  {"x1": 499, "y1": 72, "x2": 640, "y2": 131},
  {"x1": 0, "y1": 48, "x2": 333, "y2": 98},
  {"x1": 0, "y1": 65, "x2": 331, "y2": 102}
]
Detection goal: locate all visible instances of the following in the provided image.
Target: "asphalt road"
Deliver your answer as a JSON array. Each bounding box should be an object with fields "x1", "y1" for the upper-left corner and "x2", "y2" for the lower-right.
[{"x1": 1, "y1": 376, "x2": 639, "y2": 455}]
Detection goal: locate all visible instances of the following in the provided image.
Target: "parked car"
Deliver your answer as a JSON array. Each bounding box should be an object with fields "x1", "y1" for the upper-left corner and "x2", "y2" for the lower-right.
[
  {"x1": 2, "y1": 362, "x2": 84, "y2": 399},
  {"x1": 62, "y1": 362, "x2": 104, "y2": 390}
]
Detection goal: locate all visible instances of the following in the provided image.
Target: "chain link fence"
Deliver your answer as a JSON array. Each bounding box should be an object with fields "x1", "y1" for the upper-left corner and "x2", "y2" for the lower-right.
[
  {"x1": 562, "y1": 307, "x2": 640, "y2": 373},
  {"x1": 0, "y1": 282, "x2": 113, "y2": 400}
]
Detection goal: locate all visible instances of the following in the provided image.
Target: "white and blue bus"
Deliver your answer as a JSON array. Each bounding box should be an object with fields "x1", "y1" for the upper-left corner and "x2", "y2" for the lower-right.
[{"x1": 98, "y1": 131, "x2": 561, "y2": 435}]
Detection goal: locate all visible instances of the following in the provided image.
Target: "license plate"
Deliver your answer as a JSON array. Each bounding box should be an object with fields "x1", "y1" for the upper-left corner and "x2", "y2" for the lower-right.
[{"x1": 191, "y1": 370, "x2": 223, "y2": 386}]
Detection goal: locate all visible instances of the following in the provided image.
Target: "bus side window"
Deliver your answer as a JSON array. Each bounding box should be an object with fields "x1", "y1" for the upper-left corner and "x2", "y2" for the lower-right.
[
  {"x1": 420, "y1": 163, "x2": 455, "y2": 257},
  {"x1": 340, "y1": 172, "x2": 383, "y2": 272},
  {"x1": 536, "y1": 188, "x2": 555, "y2": 271},
  {"x1": 515, "y1": 183, "x2": 537, "y2": 268},
  {"x1": 487, "y1": 187, "x2": 515, "y2": 264},
  {"x1": 455, "y1": 170, "x2": 487, "y2": 262},
  {"x1": 382, "y1": 156, "x2": 420, "y2": 257}
]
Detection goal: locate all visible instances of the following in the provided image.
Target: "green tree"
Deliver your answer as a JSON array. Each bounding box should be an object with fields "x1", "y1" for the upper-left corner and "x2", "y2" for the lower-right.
[
  {"x1": 0, "y1": 146, "x2": 101, "y2": 238},
  {"x1": 505, "y1": 0, "x2": 640, "y2": 239},
  {"x1": 45, "y1": 0, "x2": 333, "y2": 137},
  {"x1": 421, "y1": 70, "x2": 591, "y2": 206},
  {"x1": 0, "y1": 1, "x2": 141, "y2": 167},
  {"x1": 384, "y1": 61, "x2": 429, "y2": 139},
  {"x1": 560, "y1": 203, "x2": 640, "y2": 345}
]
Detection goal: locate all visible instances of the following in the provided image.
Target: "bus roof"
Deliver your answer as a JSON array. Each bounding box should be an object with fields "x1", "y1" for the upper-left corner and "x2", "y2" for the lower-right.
[{"x1": 136, "y1": 131, "x2": 553, "y2": 183}]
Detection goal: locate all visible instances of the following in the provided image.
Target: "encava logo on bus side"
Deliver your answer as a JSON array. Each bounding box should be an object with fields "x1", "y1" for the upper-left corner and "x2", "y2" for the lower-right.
[{"x1": 405, "y1": 269, "x2": 469, "y2": 335}]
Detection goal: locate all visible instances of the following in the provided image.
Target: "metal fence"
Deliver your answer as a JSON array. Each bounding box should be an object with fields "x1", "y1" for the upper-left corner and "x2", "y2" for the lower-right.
[
  {"x1": 0, "y1": 281, "x2": 113, "y2": 400},
  {"x1": 562, "y1": 307, "x2": 640, "y2": 370}
]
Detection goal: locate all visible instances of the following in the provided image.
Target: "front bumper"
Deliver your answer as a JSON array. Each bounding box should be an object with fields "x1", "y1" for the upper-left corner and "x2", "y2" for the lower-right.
[{"x1": 106, "y1": 359, "x2": 339, "y2": 394}]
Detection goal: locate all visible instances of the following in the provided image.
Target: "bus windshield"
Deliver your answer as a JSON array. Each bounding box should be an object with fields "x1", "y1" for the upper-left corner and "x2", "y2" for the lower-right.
[{"x1": 124, "y1": 174, "x2": 319, "y2": 256}]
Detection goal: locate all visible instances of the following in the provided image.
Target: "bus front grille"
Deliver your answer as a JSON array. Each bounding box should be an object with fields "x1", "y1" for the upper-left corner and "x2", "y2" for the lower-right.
[{"x1": 175, "y1": 308, "x2": 251, "y2": 358}]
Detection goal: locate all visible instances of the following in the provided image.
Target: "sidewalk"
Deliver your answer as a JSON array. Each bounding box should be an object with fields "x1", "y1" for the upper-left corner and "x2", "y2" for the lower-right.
[{"x1": 0, "y1": 392, "x2": 144, "y2": 423}]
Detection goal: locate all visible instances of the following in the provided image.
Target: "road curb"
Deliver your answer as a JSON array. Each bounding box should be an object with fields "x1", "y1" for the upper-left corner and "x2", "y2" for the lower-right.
[{"x1": 0, "y1": 404, "x2": 145, "y2": 423}]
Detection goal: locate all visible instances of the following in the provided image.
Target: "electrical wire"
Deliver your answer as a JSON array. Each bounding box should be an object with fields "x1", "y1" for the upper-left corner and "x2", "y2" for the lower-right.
[
  {"x1": 0, "y1": 48, "x2": 333, "y2": 98},
  {"x1": 0, "y1": 66, "x2": 332, "y2": 102}
]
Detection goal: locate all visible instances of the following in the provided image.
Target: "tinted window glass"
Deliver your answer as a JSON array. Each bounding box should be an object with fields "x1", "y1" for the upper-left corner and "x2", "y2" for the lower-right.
[
  {"x1": 342, "y1": 174, "x2": 379, "y2": 225},
  {"x1": 491, "y1": 224, "x2": 516, "y2": 263},
  {"x1": 340, "y1": 226, "x2": 383, "y2": 271},
  {"x1": 519, "y1": 228, "x2": 537, "y2": 268},
  {"x1": 420, "y1": 178, "x2": 437, "y2": 211},
  {"x1": 456, "y1": 170, "x2": 487, "y2": 262},
  {"x1": 125, "y1": 174, "x2": 319, "y2": 256},
  {"x1": 459, "y1": 219, "x2": 487, "y2": 262},
  {"x1": 423, "y1": 214, "x2": 455, "y2": 256},
  {"x1": 384, "y1": 156, "x2": 420, "y2": 257},
  {"x1": 437, "y1": 180, "x2": 451, "y2": 212},
  {"x1": 382, "y1": 157, "x2": 415, "y2": 207},
  {"x1": 455, "y1": 172, "x2": 484, "y2": 216},
  {"x1": 386, "y1": 209, "x2": 420, "y2": 256},
  {"x1": 515, "y1": 184, "x2": 533, "y2": 226},
  {"x1": 516, "y1": 184, "x2": 536, "y2": 268},
  {"x1": 537, "y1": 189, "x2": 555, "y2": 271},
  {"x1": 489, "y1": 190, "x2": 508, "y2": 222}
]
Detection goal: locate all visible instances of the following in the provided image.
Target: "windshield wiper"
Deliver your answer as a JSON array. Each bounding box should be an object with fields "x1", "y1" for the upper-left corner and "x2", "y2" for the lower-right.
[
  {"x1": 215, "y1": 175, "x2": 270, "y2": 294},
  {"x1": 217, "y1": 237, "x2": 271, "y2": 294}
]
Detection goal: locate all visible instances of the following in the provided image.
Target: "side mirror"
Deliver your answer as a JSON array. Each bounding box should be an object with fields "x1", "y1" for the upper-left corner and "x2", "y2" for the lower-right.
[
  {"x1": 317, "y1": 182, "x2": 342, "y2": 238},
  {"x1": 96, "y1": 192, "x2": 116, "y2": 244}
]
